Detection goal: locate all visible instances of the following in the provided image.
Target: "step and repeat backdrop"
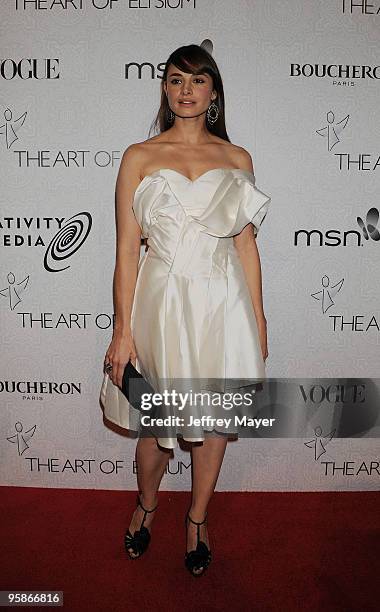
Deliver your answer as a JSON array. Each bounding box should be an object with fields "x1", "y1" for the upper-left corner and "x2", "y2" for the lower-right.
[{"x1": 1, "y1": 2, "x2": 379, "y2": 492}]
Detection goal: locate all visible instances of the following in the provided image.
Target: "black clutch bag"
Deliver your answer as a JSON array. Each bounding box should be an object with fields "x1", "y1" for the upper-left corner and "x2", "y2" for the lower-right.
[{"x1": 121, "y1": 361, "x2": 157, "y2": 416}]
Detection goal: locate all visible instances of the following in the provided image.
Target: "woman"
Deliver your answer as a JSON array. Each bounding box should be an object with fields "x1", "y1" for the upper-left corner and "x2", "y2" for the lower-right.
[{"x1": 100, "y1": 44, "x2": 271, "y2": 577}]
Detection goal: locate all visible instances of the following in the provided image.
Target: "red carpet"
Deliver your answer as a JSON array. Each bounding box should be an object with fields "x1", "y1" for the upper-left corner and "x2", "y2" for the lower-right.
[{"x1": 0, "y1": 487, "x2": 378, "y2": 611}]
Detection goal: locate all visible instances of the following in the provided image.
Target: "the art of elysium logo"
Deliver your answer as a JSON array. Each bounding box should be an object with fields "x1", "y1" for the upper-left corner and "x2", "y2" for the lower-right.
[
  {"x1": 309, "y1": 271, "x2": 379, "y2": 333},
  {"x1": 316, "y1": 110, "x2": 349, "y2": 152},
  {"x1": 342, "y1": 0, "x2": 380, "y2": 15},
  {"x1": 6, "y1": 421, "x2": 36, "y2": 456},
  {"x1": 304, "y1": 425, "x2": 336, "y2": 461},
  {"x1": 0, "y1": 107, "x2": 27, "y2": 148},
  {"x1": 311, "y1": 274, "x2": 344, "y2": 314},
  {"x1": 304, "y1": 424, "x2": 379, "y2": 478},
  {"x1": 5, "y1": 420, "x2": 190, "y2": 478},
  {"x1": 0, "y1": 272, "x2": 29, "y2": 310}
]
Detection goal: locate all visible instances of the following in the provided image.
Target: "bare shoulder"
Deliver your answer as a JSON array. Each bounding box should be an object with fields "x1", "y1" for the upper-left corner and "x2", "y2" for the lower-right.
[
  {"x1": 121, "y1": 141, "x2": 146, "y2": 167},
  {"x1": 120, "y1": 141, "x2": 151, "y2": 180},
  {"x1": 121, "y1": 135, "x2": 166, "y2": 176},
  {"x1": 204, "y1": 136, "x2": 255, "y2": 172},
  {"x1": 228, "y1": 143, "x2": 255, "y2": 172}
]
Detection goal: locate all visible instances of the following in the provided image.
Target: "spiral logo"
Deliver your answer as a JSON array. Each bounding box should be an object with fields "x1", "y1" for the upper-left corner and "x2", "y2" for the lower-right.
[{"x1": 44, "y1": 212, "x2": 92, "y2": 272}]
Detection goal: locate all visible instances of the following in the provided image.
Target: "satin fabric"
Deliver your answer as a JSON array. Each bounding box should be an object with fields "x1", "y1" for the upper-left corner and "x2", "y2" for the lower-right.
[{"x1": 100, "y1": 168, "x2": 271, "y2": 448}]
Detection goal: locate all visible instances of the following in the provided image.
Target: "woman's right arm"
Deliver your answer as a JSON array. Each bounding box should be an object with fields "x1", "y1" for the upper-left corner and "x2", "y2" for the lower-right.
[{"x1": 105, "y1": 144, "x2": 144, "y2": 388}]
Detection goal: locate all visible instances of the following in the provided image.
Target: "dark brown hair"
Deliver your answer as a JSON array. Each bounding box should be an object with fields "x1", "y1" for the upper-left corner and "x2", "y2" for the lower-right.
[{"x1": 148, "y1": 44, "x2": 230, "y2": 142}]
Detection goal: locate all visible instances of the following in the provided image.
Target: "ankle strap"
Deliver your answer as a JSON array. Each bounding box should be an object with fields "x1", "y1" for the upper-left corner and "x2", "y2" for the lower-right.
[
  {"x1": 187, "y1": 511, "x2": 207, "y2": 526},
  {"x1": 138, "y1": 495, "x2": 158, "y2": 514}
]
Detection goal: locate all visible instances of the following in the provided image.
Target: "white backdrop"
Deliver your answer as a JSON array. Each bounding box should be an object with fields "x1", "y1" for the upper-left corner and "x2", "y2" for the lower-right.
[{"x1": 1, "y1": 1, "x2": 379, "y2": 492}]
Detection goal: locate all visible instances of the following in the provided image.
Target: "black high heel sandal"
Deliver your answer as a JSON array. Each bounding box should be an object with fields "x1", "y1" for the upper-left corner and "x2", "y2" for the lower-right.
[
  {"x1": 184, "y1": 512, "x2": 212, "y2": 576},
  {"x1": 124, "y1": 494, "x2": 158, "y2": 559}
]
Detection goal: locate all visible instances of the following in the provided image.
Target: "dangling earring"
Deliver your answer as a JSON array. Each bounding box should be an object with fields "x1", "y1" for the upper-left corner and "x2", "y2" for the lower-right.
[
  {"x1": 206, "y1": 100, "x2": 219, "y2": 125},
  {"x1": 167, "y1": 107, "x2": 175, "y2": 123}
]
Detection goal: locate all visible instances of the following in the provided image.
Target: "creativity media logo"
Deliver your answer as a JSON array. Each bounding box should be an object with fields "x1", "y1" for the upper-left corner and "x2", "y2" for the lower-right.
[{"x1": 43, "y1": 212, "x2": 92, "y2": 272}]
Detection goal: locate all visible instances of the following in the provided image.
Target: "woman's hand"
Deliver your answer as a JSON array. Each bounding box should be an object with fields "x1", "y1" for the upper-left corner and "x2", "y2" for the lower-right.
[
  {"x1": 104, "y1": 331, "x2": 137, "y2": 388},
  {"x1": 256, "y1": 317, "x2": 268, "y2": 363}
]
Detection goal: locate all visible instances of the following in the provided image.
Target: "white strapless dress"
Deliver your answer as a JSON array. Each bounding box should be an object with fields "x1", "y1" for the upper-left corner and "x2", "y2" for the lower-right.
[{"x1": 100, "y1": 167, "x2": 271, "y2": 449}]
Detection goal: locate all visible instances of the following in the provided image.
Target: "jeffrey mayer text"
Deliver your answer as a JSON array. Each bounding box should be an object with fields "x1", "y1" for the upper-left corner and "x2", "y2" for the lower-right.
[{"x1": 140, "y1": 415, "x2": 276, "y2": 429}]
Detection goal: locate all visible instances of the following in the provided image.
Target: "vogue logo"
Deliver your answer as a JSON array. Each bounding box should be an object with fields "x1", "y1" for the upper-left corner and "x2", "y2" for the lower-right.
[
  {"x1": 0, "y1": 58, "x2": 60, "y2": 79},
  {"x1": 290, "y1": 63, "x2": 380, "y2": 79},
  {"x1": 299, "y1": 383, "x2": 365, "y2": 404}
]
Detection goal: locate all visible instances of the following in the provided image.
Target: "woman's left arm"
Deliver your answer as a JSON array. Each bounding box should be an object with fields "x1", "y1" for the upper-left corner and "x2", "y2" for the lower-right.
[{"x1": 233, "y1": 224, "x2": 268, "y2": 362}]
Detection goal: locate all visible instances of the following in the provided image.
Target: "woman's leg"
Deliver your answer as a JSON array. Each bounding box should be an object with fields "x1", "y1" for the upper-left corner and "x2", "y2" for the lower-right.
[
  {"x1": 187, "y1": 433, "x2": 228, "y2": 565},
  {"x1": 126, "y1": 436, "x2": 171, "y2": 555}
]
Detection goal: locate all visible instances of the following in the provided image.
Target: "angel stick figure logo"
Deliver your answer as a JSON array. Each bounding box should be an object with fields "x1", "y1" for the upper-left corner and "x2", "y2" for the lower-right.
[
  {"x1": 316, "y1": 110, "x2": 349, "y2": 151},
  {"x1": 0, "y1": 271, "x2": 30, "y2": 310},
  {"x1": 310, "y1": 274, "x2": 344, "y2": 314},
  {"x1": 6, "y1": 421, "x2": 37, "y2": 456},
  {"x1": 0, "y1": 107, "x2": 27, "y2": 149},
  {"x1": 44, "y1": 211, "x2": 92, "y2": 272},
  {"x1": 357, "y1": 207, "x2": 380, "y2": 241},
  {"x1": 304, "y1": 425, "x2": 336, "y2": 461}
]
